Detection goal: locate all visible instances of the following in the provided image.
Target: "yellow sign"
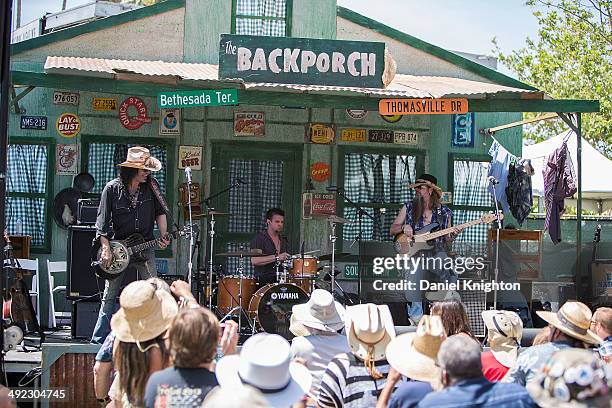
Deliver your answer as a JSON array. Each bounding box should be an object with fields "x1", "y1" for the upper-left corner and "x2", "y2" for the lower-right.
[
  {"x1": 308, "y1": 123, "x2": 336, "y2": 144},
  {"x1": 379, "y1": 98, "x2": 469, "y2": 115},
  {"x1": 340, "y1": 129, "x2": 367, "y2": 142},
  {"x1": 56, "y1": 113, "x2": 81, "y2": 138},
  {"x1": 92, "y1": 98, "x2": 117, "y2": 111}
]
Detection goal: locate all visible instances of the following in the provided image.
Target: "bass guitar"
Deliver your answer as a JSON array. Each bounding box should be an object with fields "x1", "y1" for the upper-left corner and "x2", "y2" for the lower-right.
[
  {"x1": 92, "y1": 225, "x2": 194, "y2": 280},
  {"x1": 393, "y1": 212, "x2": 503, "y2": 256}
]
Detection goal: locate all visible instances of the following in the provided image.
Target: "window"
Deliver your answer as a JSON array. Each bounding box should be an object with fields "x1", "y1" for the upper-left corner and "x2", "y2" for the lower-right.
[
  {"x1": 6, "y1": 140, "x2": 54, "y2": 252},
  {"x1": 232, "y1": 0, "x2": 291, "y2": 37},
  {"x1": 339, "y1": 149, "x2": 424, "y2": 242}
]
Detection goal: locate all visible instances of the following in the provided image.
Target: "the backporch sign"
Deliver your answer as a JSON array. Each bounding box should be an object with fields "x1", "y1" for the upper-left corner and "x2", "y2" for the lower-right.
[
  {"x1": 219, "y1": 34, "x2": 386, "y2": 88},
  {"x1": 379, "y1": 98, "x2": 469, "y2": 115}
]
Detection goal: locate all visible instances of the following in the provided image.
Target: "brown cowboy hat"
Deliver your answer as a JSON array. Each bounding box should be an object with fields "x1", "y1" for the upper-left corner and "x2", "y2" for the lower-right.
[
  {"x1": 408, "y1": 173, "x2": 443, "y2": 196},
  {"x1": 118, "y1": 146, "x2": 161, "y2": 172},
  {"x1": 536, "y1": 301, "x2": 603, "y2": 345}
]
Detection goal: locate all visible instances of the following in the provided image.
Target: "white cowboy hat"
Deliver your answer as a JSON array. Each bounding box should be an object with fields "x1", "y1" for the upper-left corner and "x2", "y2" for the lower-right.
[
  {"x1": 118, "y1": 146, "x2": 161, "y2": 172},
  {"x1": 386, "y1": 315, "x2": 446, "y2": 384},
  {"x1": 482, "y1": 310, "x2": 523, "y2": 368},
  {"x1": 215, "y1": 333, "x2": 312, "y2": 408},
  {"x1": 110, "y1": 280, "x2": 178, "y2": 344},
  {"x1": 345, "y1": 304, "x2": 395, "y2": 362},
  {"x1": 536, "y1": 301, "x2": 603, "y2": 345},
  {"x1": 291, "y1": 289, "x2": 345, "y2": 333}
]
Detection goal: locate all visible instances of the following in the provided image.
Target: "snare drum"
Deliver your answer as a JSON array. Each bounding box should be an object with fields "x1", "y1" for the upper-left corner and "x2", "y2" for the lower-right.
[
  {"x1": 248, "y1": 283, "x2": 309, "y2": 340},
  {"x1": 217, "y1": 276, "x2": 256, "y2": 315},
  {"x1": 288, "y1": 255, "x2": 318, "y2": 277}
]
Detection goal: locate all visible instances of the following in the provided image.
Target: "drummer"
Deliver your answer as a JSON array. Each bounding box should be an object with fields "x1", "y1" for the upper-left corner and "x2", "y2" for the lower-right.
[{"x1": 250, "y1": 208, "x2": 292, "y2": 286}]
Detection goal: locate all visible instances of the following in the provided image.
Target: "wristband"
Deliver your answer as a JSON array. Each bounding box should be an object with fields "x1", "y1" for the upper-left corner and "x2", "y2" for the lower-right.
[{"x1": 97, "y1": 396, "x2": 111, "y2": 404}]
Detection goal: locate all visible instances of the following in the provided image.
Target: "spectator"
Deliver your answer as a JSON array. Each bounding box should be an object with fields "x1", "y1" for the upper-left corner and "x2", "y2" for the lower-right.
[
  {"x1": 290, "y1": 289, "x2": 350, "y2": 396},
  {"x1": 0, "y1": 385, "x2": 16, "y2": 408},
  {"x1": 504, "y1": 301, "x2": 602, "y2": 386},
  {"x1": 202, "y1": 385, "x2": 271, "y2": 408},
  {"x1": 527, "y1": 348, "x2": 611, "y2": 407},
  {"x1": 481, "y1": 310, "x2": 523, "y2": 382},
  {"x1": 377, "y1": 315, "x2": 446, "y2": 408},
  {"x1": 591, "y1": 307, "x2": 612, "y2": 362},
  {"x1": 532, "y1": 326, "x2": 551, "y2": 346},
  {"x1": 417, "y1": 335, "x2": 537, "y2": 407},
  {"x1": 215, "y1": 333, "x2": 312, "y2": 408},
  {"x1": 109, "y1": 280, "x2": 178, "y2": 407},
  {"x1": 144, "y1": 308, "x2": 238, "y2": 407},
  {"x1": 317, "y1": 303, "x2": 396, "y2": 408},
  {"x1": 430, "y1": 300, "x2": 479, "y2": 343}
]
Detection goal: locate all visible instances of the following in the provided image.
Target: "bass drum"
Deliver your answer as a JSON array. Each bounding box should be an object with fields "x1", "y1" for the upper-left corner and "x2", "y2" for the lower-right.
[{"x1": 248, "y1": 283, "x2": 309, "y2": 340}]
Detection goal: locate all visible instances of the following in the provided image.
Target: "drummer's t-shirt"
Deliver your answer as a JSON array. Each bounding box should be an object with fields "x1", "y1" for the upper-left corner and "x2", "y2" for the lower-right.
[{"x1": 250, "y1": 230, "x2": 290, "y2": 280}]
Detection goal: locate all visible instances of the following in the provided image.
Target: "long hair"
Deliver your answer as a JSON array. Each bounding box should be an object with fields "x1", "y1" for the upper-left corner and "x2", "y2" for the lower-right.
[
  {"x1": 411, "y1": 191, "x2": 441, "y2": 228},
  {"x1": 119, "y1": 166, "x2": 150, "y2": 186},
  {"x1": 169, "y1": 308, "x2": 220, "y2": 368},
  {"x1": 115, "y1": 335, "x2": 169, "y2": 405},
  {"x1": 431, "y1": 301, "x2": 478, "y2": 342}
]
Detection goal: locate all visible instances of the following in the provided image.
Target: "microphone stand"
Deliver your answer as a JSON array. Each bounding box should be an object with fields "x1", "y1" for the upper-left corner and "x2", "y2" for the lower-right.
[
  {"x1": 335, "y1": 189, "x2": 375, "y2": 304},
  {"x1": 186, "y1": 172, "x2": 195, "y2": 290},
  {"x1": 489, "y1": 180, "x2": 502, "y2": 310},
  {"x1": 202, "y1": 180, "x2": 244, "y2": 309}
]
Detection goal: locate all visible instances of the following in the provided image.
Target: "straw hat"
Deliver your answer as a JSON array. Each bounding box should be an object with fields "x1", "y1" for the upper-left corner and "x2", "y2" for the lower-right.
[
  {"x1": 408, "y1": 174, "x2": 443, "y2": 196},
  {"x1": 536, "y1": 301, "x2": 603, "y2": 345},
  {"x1": 345, "y1": 304, "x2": 395, "y2": 362},
  {"x1": 527, "y1": 348, "x2": 612, "y2": 408},
  {"x1": 110, "y1": 280, "x2": 178, "y2": 344},
  {"x1": 215, "y1": 333, "x2": 312, "y2": 408},
  {"x1": 118, "y1": 146, "x2": 161, "y2": 172},
  {"x1": 291, "y1": 289, "x2": 345, "y2": 333},
  {"x1": 386, "y1": 315, "x2": 446, "y2": 384},
  {"x1": 482, "y1": 310, "x2": 523, "y2": 368}
]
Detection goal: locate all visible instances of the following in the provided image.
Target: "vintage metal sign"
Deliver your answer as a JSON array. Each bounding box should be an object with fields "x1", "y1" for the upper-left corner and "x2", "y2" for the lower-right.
[
  {"x1": 20, "y1": 115, "x2": 47, "y2": 130},
  {"x1": 234, "y1": 112, "x2": 265, "y2": 136},
  {"x1": 159, "y1": 108, "x2": 181, "y2": 135},
  {"x1": 55, "y1": 144, "x2": 78, "y2": 175},
  {"x1": 157, "y1": 89, "x2": 238, "y2": 108},
  {"x1": 308, "y1": 123, "x2": 336, "y2": 144},
  {"x1": 219, "y1": 34, "x2": 386, "y2": 88},
  {"x1": 310, "y1": 162, "x2": 331, "y2": 182},
  {"x1": 340, "y1": 129, "x2": 367, "y2": 142},
  {"x1": 119, "y1": 97, "x2": 151, "y2": 130},
  {"x1": 368, "y1": 129, "x2": 394, "y2": 143},
  {"x1": 379, "y1": 98, "x2": 469, "y2": 115},
  {"x1": 393, "y1": 131, "x2": 418, "y2": 145},
  {"x1": 53, "y1": 91, "x2": 79, "y2": 105},
  {"x1": 451, "y1": 112, "x2": 475, "y2": 147},
  {"x1": 92, "y1": 98, "x2": 117, "y2": 111},
  {"x1": 56, "y1": 113, "x2": 81, "y2": 138},
  {"x1": 312, "y1": 192, "x2": 336, "y2": 216},
  {"x1": 346, "y1": 109, "x2": 368, "y2": 119},
  {"x1": 178, "y1": 145, "x2": 202, "y2": 170}
]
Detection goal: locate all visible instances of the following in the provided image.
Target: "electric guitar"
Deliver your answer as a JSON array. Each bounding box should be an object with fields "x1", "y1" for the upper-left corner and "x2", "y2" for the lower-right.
[
  {"x1": 393, "y1": 213, "x2": 503, "y2": 255},
  {"x1": 92, "y1": 225, "x2": 195, "y2": 280}
]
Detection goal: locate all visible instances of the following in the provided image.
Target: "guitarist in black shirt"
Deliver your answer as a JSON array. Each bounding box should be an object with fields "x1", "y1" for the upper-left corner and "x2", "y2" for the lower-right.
[{"x1": 91, "y1": 147, "x2": 170, "y2": 344}]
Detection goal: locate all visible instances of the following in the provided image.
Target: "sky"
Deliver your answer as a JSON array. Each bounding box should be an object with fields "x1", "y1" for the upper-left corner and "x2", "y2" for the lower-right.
[{"x1": 15, "y1": 0, "x2": 541, "y2": 76}]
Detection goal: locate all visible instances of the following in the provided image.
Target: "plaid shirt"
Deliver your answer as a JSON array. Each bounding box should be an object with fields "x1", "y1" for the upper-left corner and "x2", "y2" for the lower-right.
[
  {"x1": 598, "y1": 336, "x2": 612, "y2": 361},
  {"x1": 404, "y1": 202, "x2": 452, "y2": 247}
]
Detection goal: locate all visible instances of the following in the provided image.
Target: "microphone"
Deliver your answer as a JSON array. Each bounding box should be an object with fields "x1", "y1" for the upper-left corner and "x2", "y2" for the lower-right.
[
  {"x1": 326, "y1": 186, "x2": 338, "y2": 192},
  {"x1": 488, "y1": 176, "x2": 499, "y2": 185},
  {"x1": 185, "y1": 167, "x2": 192, "y2": 184}
]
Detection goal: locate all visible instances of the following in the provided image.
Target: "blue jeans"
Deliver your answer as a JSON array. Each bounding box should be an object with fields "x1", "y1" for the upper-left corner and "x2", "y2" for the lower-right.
[{"x1": 91, "y1": 250, "x2": 157, "y2": 344}]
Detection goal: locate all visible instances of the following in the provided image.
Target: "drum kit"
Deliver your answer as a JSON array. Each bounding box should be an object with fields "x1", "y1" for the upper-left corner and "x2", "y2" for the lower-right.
[{"x1": 205, "y1": 213, "x2": 353, "y2": 340}]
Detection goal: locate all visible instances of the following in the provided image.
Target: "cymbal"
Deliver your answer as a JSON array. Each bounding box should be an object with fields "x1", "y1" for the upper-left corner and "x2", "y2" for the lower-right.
[
  {"x1": 216, "y1": 249, "x2": 264, "y2": 257},
  {"x1": 192, "y1": 211, "x2": 232, "y2": 218},
  {"x1": 318, "y1": 252, "x2": 352, "y2": 261},
  {"x1": 327, "y1": 215, "x2": 352, "y2": 224}
]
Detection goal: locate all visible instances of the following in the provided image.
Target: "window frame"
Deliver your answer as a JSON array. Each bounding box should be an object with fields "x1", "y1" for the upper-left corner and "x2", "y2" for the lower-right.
[
  {"x1": 7, "y1": 137, "x2": 55, "y2": 254},
  {"x1": 231, "y1": 0, "x2": 293, "y2": 37},
  {"x1": 80, "y1": 135, "x2": 176, "y2": 258},
  {"x1": 447, "y1": 153, "x2": 494, "y2": 214},
  {"x1": 336, "y1": 145, "x2": 426, "y2": 249}
]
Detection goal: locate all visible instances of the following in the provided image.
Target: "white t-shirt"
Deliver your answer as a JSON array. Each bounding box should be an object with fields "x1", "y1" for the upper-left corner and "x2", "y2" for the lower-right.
[{"x1": 291, "y1": 333, "x2": 351, "y2": 394}]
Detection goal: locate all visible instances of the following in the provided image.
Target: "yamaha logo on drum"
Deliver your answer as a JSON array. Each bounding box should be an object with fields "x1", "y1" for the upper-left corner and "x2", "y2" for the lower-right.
[{"x1": 271, "y1": 291, "x2": 300, "y2": 300}]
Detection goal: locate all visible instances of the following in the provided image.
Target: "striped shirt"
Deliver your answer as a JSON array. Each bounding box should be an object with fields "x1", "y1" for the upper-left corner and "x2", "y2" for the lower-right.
[{"x1": 317, "y1": 353, "x2": 393, "y2": 408}]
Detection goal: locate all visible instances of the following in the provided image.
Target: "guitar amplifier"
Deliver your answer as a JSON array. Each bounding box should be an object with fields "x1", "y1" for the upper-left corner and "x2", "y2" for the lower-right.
[{"x1": 77, "y1": 199, "x2": 99, "y2": 225}]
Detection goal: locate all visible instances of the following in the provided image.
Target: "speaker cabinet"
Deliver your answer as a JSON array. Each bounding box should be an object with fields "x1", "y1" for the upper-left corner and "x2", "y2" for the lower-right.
[{"x1": 71, "y1": 301, "x2": 100, "y2": 339}]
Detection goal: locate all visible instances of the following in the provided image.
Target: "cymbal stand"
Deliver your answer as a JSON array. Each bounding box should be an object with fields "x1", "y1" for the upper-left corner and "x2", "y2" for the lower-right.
[
  {"x1": 329, "y1": 220, "x2": 337, "y2": 293},
  {"x1": 206, "y1": 211, "x2": 216, "y2": 309},
  {"x1": 219, "y1": 252, "x2": 254, "y2": 332}
]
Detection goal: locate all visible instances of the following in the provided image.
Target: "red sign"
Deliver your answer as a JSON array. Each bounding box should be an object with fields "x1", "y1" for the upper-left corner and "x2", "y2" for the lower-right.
[
  {"x1": 312, "y1": 193, "x2": 336, "y2": 216},
  {"x1": 119, "y1": 97, "x2": 152, "y2": 130},
  {"x1": 310, "y1": 162, "x2": 331, "y2": 182},
  {"x1": 56, "y1": 113, "x2": 81, "y2": 138}
]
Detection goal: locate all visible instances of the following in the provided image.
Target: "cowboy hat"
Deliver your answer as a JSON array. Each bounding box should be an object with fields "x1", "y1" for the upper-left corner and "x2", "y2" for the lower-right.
[
  {"x1": 386, "y1": 315, "x2": 446, "y2": 384},
  {"x1": 482, "y1": 310, "x2": 523, "y2": 368},
  {"x1": 536, "y1": 301, "x2": 603, "y2": 345},
  {"x1": 118, "y1": 146, "x2": 161, "y2": 172},
  {"x1": 408, "y1": 173, "x2": 443, "y2": 195},
  {"x1": 215, "y1": 333, "x2": 312, "y2": 408},
  {"x1": 345, "y1": 304, "x2": 395, "y2": 362},
  {"x1": 110, "y1": 280, "x2": 178, "y2": 344},
  {"x1": 527, "y1": 348, "x2": 612, "y2": 408},
  {"x1": 291, "y1": 289, "x2": 345, "y2": 333}
]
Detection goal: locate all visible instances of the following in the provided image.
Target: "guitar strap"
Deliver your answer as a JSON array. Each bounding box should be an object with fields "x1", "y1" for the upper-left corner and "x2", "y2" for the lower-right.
[{"x1": 149, "y1": 178, "x2": 177, "y2": 231}]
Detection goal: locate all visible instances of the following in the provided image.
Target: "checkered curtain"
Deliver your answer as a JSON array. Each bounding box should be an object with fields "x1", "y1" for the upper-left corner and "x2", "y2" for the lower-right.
[
  {"x1": 342, "y1": 153, "x2": 417, "y2": 241},
  {"x1": 235, "y1": 0, "x2": 286, "y2": 36},
  {"x1": 452, "y1": 160, "x2": 493, "y2": 256},
  {"x1": 6, "y1": 144, "x2": 48, "y2": 246},
  {"x1": 87, "y1": 143, "x2": 168, "y2": 194}
]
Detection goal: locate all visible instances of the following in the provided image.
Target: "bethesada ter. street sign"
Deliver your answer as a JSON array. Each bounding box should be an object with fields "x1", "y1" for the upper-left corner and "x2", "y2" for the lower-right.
[{"x1": 157, "y1": 89, "x2": 238, "y2": 108}]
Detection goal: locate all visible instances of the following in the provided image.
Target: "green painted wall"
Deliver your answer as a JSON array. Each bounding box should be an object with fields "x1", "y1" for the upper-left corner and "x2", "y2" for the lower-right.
[
  {"x1": 291, "y1": 0, "x2": 337, "y2": 39},
  {"x1": 183, "y1": 0, "x2": 232, "y2": 63}
]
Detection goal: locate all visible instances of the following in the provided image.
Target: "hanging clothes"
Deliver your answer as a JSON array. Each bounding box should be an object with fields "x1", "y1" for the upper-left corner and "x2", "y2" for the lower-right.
[
  {"x1": 543, "y1": 141, "x2": 577, "y2": 244},
  {"x1": 505, "y1": 158, "x2": 534, "y2": 226},
  {"x1": 488, "y1": 140, "x2": 514, "y2": 215}
]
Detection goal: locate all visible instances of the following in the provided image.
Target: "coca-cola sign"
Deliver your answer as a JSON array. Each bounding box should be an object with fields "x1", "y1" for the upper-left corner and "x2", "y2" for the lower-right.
[{"x1": 312, "y1": 193, "x2": 336, "y2": 216}]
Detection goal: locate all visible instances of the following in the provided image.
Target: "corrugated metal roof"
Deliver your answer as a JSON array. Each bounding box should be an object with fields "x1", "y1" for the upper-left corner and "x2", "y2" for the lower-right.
[{"x1": 44, "y1": 56, "x2": 541, "y2": 99}]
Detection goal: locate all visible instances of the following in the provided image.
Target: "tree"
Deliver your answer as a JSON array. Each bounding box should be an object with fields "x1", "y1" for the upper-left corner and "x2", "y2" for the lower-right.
[{"x1": 494, "y1": 0, "x2": 611, "y2": 157}]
